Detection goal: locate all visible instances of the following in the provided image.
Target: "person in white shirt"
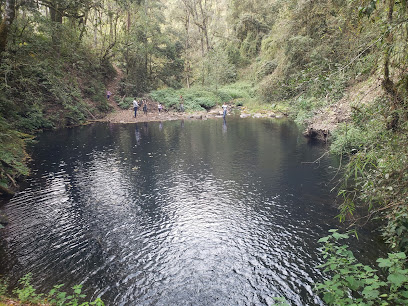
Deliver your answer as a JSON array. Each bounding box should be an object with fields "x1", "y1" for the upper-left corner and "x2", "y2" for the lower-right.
[
  {"x1": 133, "y1": 99, "x2": 139, "y2": 118},
  {"x1": 222, "y1": 103, "x2": 228, "y2": 118}
]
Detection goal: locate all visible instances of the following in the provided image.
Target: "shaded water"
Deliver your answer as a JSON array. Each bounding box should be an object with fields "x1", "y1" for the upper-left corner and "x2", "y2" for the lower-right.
[{"x1": 0, "y1": 118, "x2": 385, "y2": 305}]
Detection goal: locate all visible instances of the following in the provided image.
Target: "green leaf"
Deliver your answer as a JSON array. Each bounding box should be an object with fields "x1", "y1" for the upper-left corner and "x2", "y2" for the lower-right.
[
  {"x1": 363, "y1": 266, "x2": 376, "y2": 273},
  {"x1": 387, "y1": 273, "x2": 407, "y2": 287},
  {"x1": 392, "y1": 252, "x2": 407, "y2": 260},
  {"x1": 332, "y1": 232, "x2": 349, "y2": 240},
  {"x1": 318, "y1": 236, "x2": 330, "y2": 243},
  {"x1": 362, "y1": 287, "x2": 380, "y2": 299},
  {"x1": 346, "y1": 276, "x2": 361, "y2": 290},
  {"x1": 377, "y1": 258, "x2": 392, "y2": 268},
  {"x1": 323, "y1": 292, "x2": 335, "y2": 304},
  {"x1": 401, "y1": 290, "x2": 408, "y2": 298}
]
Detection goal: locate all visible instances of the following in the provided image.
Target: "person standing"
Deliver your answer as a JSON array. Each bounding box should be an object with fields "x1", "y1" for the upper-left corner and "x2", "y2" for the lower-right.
[
  {"x1": 222, "y1": 102, "x2": 228, "y2": 118},
  {"x1": 106, "y1": 90, "x2": 112, "y2": 100},
  {"x1": 179, "y1": 95, "x2": 185, "y2": 112},
  {"x1": 158, "y1": 103, "x2": 162, "y2": 113},
  {"x1": 143, "y1": 100, "x2": 148, "y2": 115},
  {"x1": 133, "y1": 98, "x2": 139, "y2": 118}
]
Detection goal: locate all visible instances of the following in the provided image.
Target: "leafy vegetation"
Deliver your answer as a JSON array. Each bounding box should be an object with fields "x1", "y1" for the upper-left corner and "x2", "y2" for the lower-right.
[
  {"x1": 317, "y1": 230, "x2": 408, "y2": 305},
  {"x1": 0, "y1": 274, "x2": 104, "y2": 306},
  {"x1": 149, "y1": 82, "x2": 254, "y2": 111}
]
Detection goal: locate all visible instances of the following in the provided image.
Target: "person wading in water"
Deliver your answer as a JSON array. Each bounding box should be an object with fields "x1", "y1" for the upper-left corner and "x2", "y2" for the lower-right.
[{"x1": 222, "y1": 102, "x2": 228, "y2": 118}]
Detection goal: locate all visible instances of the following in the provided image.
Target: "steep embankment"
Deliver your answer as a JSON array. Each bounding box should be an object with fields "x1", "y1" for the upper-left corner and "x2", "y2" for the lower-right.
[{"x1": 303, "y1": 77, "x2": 383, "y2": 141}]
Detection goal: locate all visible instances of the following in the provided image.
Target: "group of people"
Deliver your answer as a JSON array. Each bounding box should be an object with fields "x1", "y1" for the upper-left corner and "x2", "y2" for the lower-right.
[
  {"x1": 132, "y1": 98, "x2": 148, "y2": 118},
  {"x1": 128, "y1": 93, "x2": 228, "y2": 119}
]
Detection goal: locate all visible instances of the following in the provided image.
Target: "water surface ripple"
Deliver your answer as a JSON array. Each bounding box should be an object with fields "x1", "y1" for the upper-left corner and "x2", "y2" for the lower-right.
[{"x1": 0, "y1": 119, "x2": 385, "y2": 305}]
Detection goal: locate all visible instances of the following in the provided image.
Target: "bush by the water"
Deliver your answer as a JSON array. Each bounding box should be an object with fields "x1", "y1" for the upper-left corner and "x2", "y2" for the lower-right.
[
  {"x1": 0, "y1": 274, "x2": 104, "y2": 305},
  {"x1": 117, "y1": 97, "x2": 136, "y2": 110},
  {"x1": 317, "y1": 230, "x2": 408, "y2": 305},
  {"x1": 149, "y1": 83, "x2": 254, "y2": 111},
  {"x1": 0, "y1": 117, "x2": 31, "y2": 192}
]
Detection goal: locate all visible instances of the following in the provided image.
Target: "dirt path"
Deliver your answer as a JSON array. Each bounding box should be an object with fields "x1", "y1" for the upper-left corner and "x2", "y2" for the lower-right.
[{"x1": 105, "y1": 66, "x2": 123, "y2": 111}]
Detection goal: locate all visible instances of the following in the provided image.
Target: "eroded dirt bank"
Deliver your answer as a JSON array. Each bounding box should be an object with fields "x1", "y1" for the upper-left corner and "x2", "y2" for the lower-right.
[{"x1": 303, "y1": 78, "x2": 383, "y2": 141}]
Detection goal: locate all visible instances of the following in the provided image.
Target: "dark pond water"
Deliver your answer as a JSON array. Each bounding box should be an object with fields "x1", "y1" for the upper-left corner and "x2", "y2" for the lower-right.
[{"x1": 0, "y1": 118, "x2": 385, "y2": 305}]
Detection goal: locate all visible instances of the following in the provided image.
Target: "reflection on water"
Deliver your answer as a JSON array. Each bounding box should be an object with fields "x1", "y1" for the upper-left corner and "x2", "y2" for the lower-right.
[
  {"x1": 0, "y1": 118, "x2": 385, "y2": 305},
  {"x1": 222, "y1": 118, "x2": 227, "y2": 134}
]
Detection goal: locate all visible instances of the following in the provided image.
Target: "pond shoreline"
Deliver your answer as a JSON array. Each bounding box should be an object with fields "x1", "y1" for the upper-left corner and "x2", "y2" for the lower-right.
[{"x1": 95, "y1": 102, "x2": 287, "y2": 124}]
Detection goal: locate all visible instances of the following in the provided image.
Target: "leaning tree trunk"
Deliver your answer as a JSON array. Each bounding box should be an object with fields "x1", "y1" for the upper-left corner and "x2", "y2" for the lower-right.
[{"x1": 0, "y1": 0, "x2": 16, "y2": 54}]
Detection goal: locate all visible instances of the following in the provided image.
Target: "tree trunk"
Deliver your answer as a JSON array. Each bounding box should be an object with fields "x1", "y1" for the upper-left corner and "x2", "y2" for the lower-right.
[
  {"x1": 198, "y1": 0, "x2": 210, "y2": 51},
  {"x1": 78, "y1": 11, "x2": 88, "y2": 42},
  {"x1": 108, "y1": 3, "x2": 113, "y2": 43},
  {"x1": 0, "y1": 0, "x2": 16, "y2": 54},
  {"x1": 382, "y1": 0, "x2": 401, "y2": 130},
  {"x1": 184, "y1": 11, "x2": 191, "y2": 88},
  {"x1": 50, "y1": 1, "x2": 63, "y2": 49},
  {"x1": 383, "y1": 0, "x2": 394, "y2": 89}
]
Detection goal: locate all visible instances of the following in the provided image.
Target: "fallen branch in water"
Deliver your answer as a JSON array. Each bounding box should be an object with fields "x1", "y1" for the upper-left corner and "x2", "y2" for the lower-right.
[{"x1": 301, "y1": 151, "x2": 330, "y2": 165}]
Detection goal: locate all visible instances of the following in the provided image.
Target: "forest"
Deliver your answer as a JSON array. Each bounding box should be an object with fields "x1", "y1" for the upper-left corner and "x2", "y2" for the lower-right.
[{"x1": 1, "y1": 0, "x2": 408, "y2": 304}]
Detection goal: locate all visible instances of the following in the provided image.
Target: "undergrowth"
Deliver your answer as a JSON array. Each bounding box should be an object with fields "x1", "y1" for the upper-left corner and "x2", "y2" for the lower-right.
[
  {"x1": 317, "y1": 230, "x2": 408, "y2": 305},
  {"x1": 0, "y1": 273, "x2": 104, "y2": 306},
  {"x1": 330, "y1": 99, "x2": 408, "y2": 252},
  {"x1": 0, "y1": 20, "x2": 115, "y2": 192},
  {"x1": 149, "y1": 82, "x2": 255, "y2": 111}
]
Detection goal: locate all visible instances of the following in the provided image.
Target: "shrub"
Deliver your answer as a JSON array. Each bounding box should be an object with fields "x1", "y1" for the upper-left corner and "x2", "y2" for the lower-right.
[
  {"x1": 118, "y1": 97, "x2": 135, "y2": 110},
  {"x1": 0, "y1": 116, "x2": 31, "y2": 190},
  {"x1": 317, "y1": 230, "x2": 408, "y2": 305},
  {"x1": 330, "y1": 107, "x2": 387, "y2": 155},
  {"x1": 3, "y1": 273, "x2": 105, "y2": 306}
]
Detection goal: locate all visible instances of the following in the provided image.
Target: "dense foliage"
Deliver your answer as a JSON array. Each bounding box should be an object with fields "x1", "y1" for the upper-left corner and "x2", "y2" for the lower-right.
[
  {"x1": 317, "y1": 230, "x2": 408, "y2": 305},
  {"x1": 0, "y1": 273, "x2": 104, "y2": 305}
]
